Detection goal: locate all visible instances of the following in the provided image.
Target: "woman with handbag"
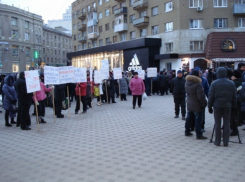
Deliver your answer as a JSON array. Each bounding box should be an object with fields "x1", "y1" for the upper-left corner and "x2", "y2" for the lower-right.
[{"x1": 2, "y1": 75, "x2": 17, "y2": 127}]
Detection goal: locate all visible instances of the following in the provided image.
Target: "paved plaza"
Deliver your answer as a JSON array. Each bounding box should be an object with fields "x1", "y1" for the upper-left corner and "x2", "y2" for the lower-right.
[{"x1": 0, "y1": 95, "x2": 244, "y2": 182}]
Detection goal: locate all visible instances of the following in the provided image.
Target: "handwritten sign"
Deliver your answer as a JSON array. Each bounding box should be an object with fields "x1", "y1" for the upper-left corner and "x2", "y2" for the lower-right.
[
  {"x1": 147, "y1": 67, "x2": 157, "y2": 77},
  {"x1": 74, "y1": 67, "x2": 86, "y2": 83},
  {"x1": 94, "y1": 70, "x2": 102, "y2": 84},
  {"x1": 24, "y1": 70, "x2": 41, "y2": 93},
  {"x1": 113, "y1": 68, "x2": 122, "y2": 79},
  {"x1": 59, "y1": 66, "x2": 75, "y2": 84},
  {"x1": 44, "y1": 66, "x2": 59, "y2": 85},
  {"x1": 100, "y1": 59, "x2": 109, "y2": 79},
  {"x1": 135, "y1": 70, "x2": 145, "y2": 80}
]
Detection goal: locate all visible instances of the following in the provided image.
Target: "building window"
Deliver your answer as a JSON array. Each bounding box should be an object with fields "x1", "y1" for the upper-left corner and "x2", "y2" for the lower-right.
[
  {"x1": 11, "y1": 30, "x2": 18, "y2": 39},
  {"x1": 82, "y1": 43, "x2": 86, "y2": 50},
  {"x1": 99, "y1": 39, "x2": 103, "y2": 46},
  {"x1": 73, "y1": 24, "x2": 76, "y2": 29},
  {"x1": 130, "y1": 14, "x2": 135, "y2": 23},
  {"x1": 189, "y1": 0, "x2": 203, "y2": 8},
  {"x1": 73, "y1": 13, "x2": 76, "y2": 19},
  {"x1": 105, "y1": 0, "x2": 109, "y2": 2},
  {"x1": 11, "y1": 17, "x2": 17, "y2": 26},
  {"x1": 74, "y1": 35, "x2": 76, "y2": 41},
  {"x1": 26, "y1": 63, "x2": 30, "y2": 71},
  {"x1": 25, "y1": 32, "x2": 30, "y2": 40},
  {"x1": 12, "y1": 46, "x2": 18, "y2": 56},
  {"x1": 25, "y1": 47, "x2": 30, "y2": 57},
  {"x1": 112, "y1": 5, "x2": 117, "y2": 14},
  {"x1": 87, "y1": 6, "x2": 91, "y2": 12},
  {"x1": 74, "y1": 46, "x2": 77, "y2": 51},
  {"x1": 214, "y1": 18, "x2": 228, "y2": 28},
  {"x1": 105, "y1": 23, "x2": 109, "y2": 31},
  {"x1": 78, "y1": 45, "x2": 82, "y2": 51},
  {"x1": 213, "y1": 0, "x2": 227, "y2": 7},
  {"x1": 152, "y1": 25, "x2": 159, "y2": 35},
  {"x1": 112, "y1": 21, "x2": 115, "y2": 29},
  {"x1": 93, "y1": 2, "x2": 96, "y2": 8},
  {"x1": 140, "y1": 29, "x2": 147, "y2": 37},
  {"x1": 129, "y1": 0, "x2": 134, "y2": 7},
  {"x1": 93, "y1": 40, "x2": 97, "y2": 47},
  {"x1": 99, "y1": 12, "x2": 102, "y2": 19},
  {"x1": 113, "y1": 35, "x2": 117, "y2": 43},
  {"x1": 165, "y1": 43, "x2": 173, "y2": 52},
  {"x1": 120, "y1": 2, "x2": 126, "y2": 7},
  {"x1": 25, "y1": 21, "x2": 29, "y2": 29},
  {"x1": 165, "y1": 22, "x2": 173, "y2": 32},
  {"x1": 121, "y1": 33, "x2": 127, "y2": 41},
  {"x1": 189, "y1": 19, "x2": 203, "y2": 29},
  {"x1": 190, "y1": 41, "x2": 204, "y2": 51},
  {"x1": 106, "y1": 37, "x2": 110, "y2": 44},
  {"x1": 235, "y1": 0, "x2": 245, "y2": 4},
  {"x1": 43, "y1": 48, "x2": 45, "y2": 53},
  {"x1": 152, "y1": 7, "x2": 158, "y2": 16},
  {"x1": 98, "y1": 0, "x2": 102, "y2": 5},
  {"x1": 130, "y1": 31, "x2": 136, "y2": 39},
  {"x1": 12, "y1": 62, "x2": 19, "y2": 72},
  {"x1": 167, "y1": 63, "x2": 172, "y2": 71},
  {"x1": 105, "y1": 9, "x2": 110, "y2": 16},
  {"x1": 99, "y1": 26, "x2": 103, "y2": 33},
  {"x1": 238, "y1": 18, "x2": 245, "y2": 28},
  {"x1": 140, "y1": 11, "x2": 147, "y2": 18},
  {"x1": 221, "y1": 39, "x2": 235, "y2": 51},
  {"x1": 165, "y1": 2, "x2": 173, "y2": 12}
]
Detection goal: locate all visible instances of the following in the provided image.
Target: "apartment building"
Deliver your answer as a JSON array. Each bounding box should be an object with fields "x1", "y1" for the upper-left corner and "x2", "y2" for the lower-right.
[
  {"x1": 42, "y1": 26, "x2": 72, "y2": 66},
  {"x1": 68, "y1": 0, "x2": 245, "y2": 71},
  {"x1": 0, "y1": 4, "x2": 43, "y2": 73}
]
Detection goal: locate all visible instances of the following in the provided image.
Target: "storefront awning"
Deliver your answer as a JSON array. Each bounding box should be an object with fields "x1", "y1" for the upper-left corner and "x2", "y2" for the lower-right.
[{"x1": 211, "y1": 58, "x2": 245, "y2": 62}]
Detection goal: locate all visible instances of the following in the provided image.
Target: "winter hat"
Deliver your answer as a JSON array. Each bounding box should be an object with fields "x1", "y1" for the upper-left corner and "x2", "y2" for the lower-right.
[
  {"x1": 232, "y1": 70, "x2": 242, "y2": 78},
  {"x1": 177, "y1": 70, "x2": 182, "y2": 74},
  {"x1": 238, "y1": 63, "x2": 245, "y2": 69},
  {"x1": 190, "y1": 70, "x2": 199, "y2": 77}
]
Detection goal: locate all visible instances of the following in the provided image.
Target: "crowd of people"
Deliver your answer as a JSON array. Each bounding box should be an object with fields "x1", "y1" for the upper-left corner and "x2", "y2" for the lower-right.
[{"x1": 1, "y1": 63, "x2": 245, "y2": 147}]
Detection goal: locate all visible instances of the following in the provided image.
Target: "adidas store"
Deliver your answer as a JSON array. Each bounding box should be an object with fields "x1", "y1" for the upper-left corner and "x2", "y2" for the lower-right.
[{"x1": 67, "y1": 38, "x2": 161, "y2": 71}]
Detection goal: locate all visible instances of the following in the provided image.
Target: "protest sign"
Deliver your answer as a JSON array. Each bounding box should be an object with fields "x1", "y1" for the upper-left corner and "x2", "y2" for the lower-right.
[
  {"x1": 94, "y1": 70, "x2": 102, "y2": 84},
  {"x1": 147, "y1": 67, "x2": 157, "y2": 77},
  {"x1": 44, "y1": 66, "x2": 59, "y2": 85},
  {"x1": 59, "y1": 66, "x2": 75, "y2": 84},
  {"x1": 113, "y1": 68, "x2": 122, "y2": 79},
  {"x1": 135, "y1": 70, "x2": 145, "y2": 80},
  {"x1": 24, "y1": 70, "x2": 41, "y2": 93},
  {"x1": 74, "y1": 67, "x2": 87, "y2": 83},
  {"x1": 100, "y1": 59, "x2": 109, "y2": 79}
]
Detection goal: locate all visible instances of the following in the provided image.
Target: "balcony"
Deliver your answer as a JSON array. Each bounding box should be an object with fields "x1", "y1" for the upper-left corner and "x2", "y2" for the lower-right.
[
  {"x1": 114, "y1": 0, "x2": 125, "y2": 2},
  {"x1": 78, "y1": 37, "x2": 87, "y2": 43},
  {"x1": 114, "y1": 23, "x2": 128, "y2": 33},
  {"x1": 133, "y1": 0, "x2": 148, "y2": 11},
  {"x1": 87, "y1": 7, "x2": 97, "y2": 13},
  {"x1": 133, "y1": 16, "x2": 149, "y2": 28},
  {"x1": 78, "y1": 12, "x2": 86, "y2": 20},
  {"x1": 87, "y1": 18, "x2": 98, "y2": 27},
  {"x1": 234, "y1": 4, "x2": 245, "y2": 15},
  {"x1": 78, "y1": 24, "x2": 86, "y2": 31},
  {"x1": 114, "y1": 7, "x2": 127, "y2": 16},
  {"x1": 88, "y1": 32, "x2": 99, "y2": 40}
]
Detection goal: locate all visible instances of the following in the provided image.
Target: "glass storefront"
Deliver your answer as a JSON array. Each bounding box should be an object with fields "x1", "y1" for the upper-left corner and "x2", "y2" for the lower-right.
[{"x1": 72, "y1": 50, "x2": 124, "y2": 70}]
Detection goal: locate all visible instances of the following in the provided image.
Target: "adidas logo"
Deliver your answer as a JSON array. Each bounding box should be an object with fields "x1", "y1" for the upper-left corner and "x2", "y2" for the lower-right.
[{"x1": 128, "y1": 54, "x2": 142, "y2": 71}]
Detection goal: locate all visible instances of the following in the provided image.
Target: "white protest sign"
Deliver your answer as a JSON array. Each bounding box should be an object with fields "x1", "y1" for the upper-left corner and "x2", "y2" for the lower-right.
[
  {"x1": 135, "y1": 70, "x2": 145, "y2": 80},
  {"x1": 99, "y1": 83, "x2": 103, "y2": 95},
  {"x1": 113, "y1": 68, "x2": 122, "y2": 79},
  {"x1": 74, "y1": 67, "x2": 87, "y2": 83},
  {"x1": 94, "y1": 70, "x2": 102, "y2": 84},
  {"x1": 90, "y1": 67, "x2": 93, "y2": 81},
  {"x1": 59, "y1": 66, "x2": 75, "y2": 84},
  {"x1": 147, "y1": 67, "x2": 157, "y2": 77},
  {"x1": 24, "y1": 70, "x2": 41, "y2": 93},
  {"x1": 44, "y1": 66, "x2": 59, "y2": 85},
  {"x1": 100, "y1": 59, "x2": 109, "y2": 79}
]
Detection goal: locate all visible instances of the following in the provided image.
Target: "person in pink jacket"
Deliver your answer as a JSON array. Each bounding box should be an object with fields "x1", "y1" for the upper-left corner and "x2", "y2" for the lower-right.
[
  {"x1": 33, "y1": 78, "x2": 53, "y2": 123},
  {"x1": 130, "y1": 72, "x2": 145, "y2": 109}
]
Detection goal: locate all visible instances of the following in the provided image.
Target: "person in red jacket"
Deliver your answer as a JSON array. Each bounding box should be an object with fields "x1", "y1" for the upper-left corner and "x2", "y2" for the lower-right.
[{"x1": 75, "y1": 82, "x2": 87, "y2": 114}]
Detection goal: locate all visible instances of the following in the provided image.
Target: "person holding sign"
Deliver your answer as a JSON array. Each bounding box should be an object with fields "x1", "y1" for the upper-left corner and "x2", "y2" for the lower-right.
[
  {"x1": 54, "y1": 84, "x2": 67, "y2": 118},
  {"x1": 33, "y1": 75, "x2": 53, "y2": 123},
  {"x1": 130, "y1": 72, "x2": 145, "y2": 109},
  {"x1": 118, "y1": 72, "x2": 129, "y2": 101},
  {"x1": 75, "y1": 82, "x2": 87, "y2": 114}
]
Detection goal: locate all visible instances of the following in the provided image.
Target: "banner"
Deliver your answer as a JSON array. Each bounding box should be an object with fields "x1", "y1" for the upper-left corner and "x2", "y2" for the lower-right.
[
  {"x1": 113, "y1": 68, "x2": 122, "y2": 79},
  {"x1": 74, "y1": 67, "x2": 87, "y2": 83},
  {"x1": 94, "y1": 70, "x2": 102, "y2": 84},
  {"x1": 147, "y1": 67, "x2": 157, "y2": 77},
  {"x1": 100, "y1": 59, "x2": 109, "y2": 79},
  {"x1": 59, "y1": 66, "x2": 75, "y2": 84},
  {"x1": 135, "y1": 70, "x2": 145, "y2": 80},
  {"x1": 24, "y1": 70, "x2": 41, "y2": 93},
  {"x1": 44, "y1": 66, "x2": 59, "y2": 85}
]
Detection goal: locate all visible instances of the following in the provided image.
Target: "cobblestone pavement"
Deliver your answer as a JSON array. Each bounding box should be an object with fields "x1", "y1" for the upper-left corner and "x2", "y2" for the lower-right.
[{"x1": 0, "y1": 94, "x2": 244, "y2": 182}]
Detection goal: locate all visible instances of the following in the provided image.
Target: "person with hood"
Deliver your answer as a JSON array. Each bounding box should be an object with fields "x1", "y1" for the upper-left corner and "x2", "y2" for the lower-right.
[
  {"x1": 207, "y1": 68, "x2": 215, "y2": 86},
  {"x1": 171, "y1": 70, "x2": 186, "y2": 120},
  {"x1": 118, "y1": 72, "x2": 128, "y2": 101},
  {"x1": 236, "y1": 62, "x2": 245, "y2": 82},
  {"x1": 208, "y1": 67, "x2": 237, "y2": 147},
  {"x1": 16, "y1": 72, "x2": 33, "y2": 130},
  {"x1": 75, "y1": 81, "x2": 87, "y2": 114},
  {"x1": 158, "y1": 71, "x2": 168, "y2": 96},
  {"x1": 2, "y1": 75, "x2": 17, "y2": 127},
  {"x1": 185, "y1": 70, "x2": 207, "y2": 139},
  {"x1": 130, "y1": 72, "x2": 145, "y2": 109},
  {"x1": 54, "y1": 84, "x2": 66, "y2": 118}
]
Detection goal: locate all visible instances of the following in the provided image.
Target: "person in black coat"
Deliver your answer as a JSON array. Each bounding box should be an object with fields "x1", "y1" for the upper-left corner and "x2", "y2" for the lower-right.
[
  {"x1": 106, "y1": 76, "x2": 116, "y2": 104},
  {"x1": 171, "y1": 70, "x2": 186, "y2": 120},
  {"x1": 54, "y1": 84, "x2": 66, "y2": 118},
  {"x1": 15, "y1": 72, "x2": 33, "y2": 130},
  {"x1": 207, "y1": 68, "x2": 215, "y2": 86},
  {"x1": 158, "y1": 71, "x2": 168, "y2": 96}
]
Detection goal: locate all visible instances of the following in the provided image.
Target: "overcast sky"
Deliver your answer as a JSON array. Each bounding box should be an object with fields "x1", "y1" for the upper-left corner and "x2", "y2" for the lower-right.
[{"x1": 2, "y1": 0, "x2": 74, "y2": 23}]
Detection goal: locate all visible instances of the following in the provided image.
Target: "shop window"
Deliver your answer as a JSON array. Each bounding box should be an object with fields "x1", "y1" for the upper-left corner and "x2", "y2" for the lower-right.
[
  {"x1": 190, "y1": 19, "x2": 203, "y2": 29},
  {"x1": 221, "y1": 39, "x2": 235, "y2": 52},
  {"x1": 214, "y1": 18, "x2": 227, "y2": 28},
  {"x1": 189, "y1": 0, "x2": 203, "y2": 8},
  {"x1": 165, "y1": 2, "x2": 173, "y2": 12},
  {"x1": 190, "y1": 41, "x2": 204, "y2": 51},
  {"x1": 12, "y1": 62, "x2": 19, "y2": 72},
  {"x1": 165, "y1": 43, "x2": 173, "y2": 52},
  {"x1": 213, "y1": 0, "x2": 227, "y2": 7},
  {"x1": 26, "y1": 63, "x2": 31, "y2": 71}
]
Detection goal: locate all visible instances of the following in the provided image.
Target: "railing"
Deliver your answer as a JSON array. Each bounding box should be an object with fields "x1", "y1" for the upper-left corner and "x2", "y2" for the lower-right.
[
  {"x1": 78, "y1": 12, "x2": 86, "y2": 20},
  {"x1": 133, "y1": 16, "x2": 149, "y2": 26},
  {"x1": 114, "y1": 7, "x2": 127, "y2": 15},
  {"x1": 133, "y1": 0, "x2": 148, "y2": 10},
  {"x1": 78, "y1": 24, "x2": 86, "y2": 31},
  {"x1": 88, "y1": 32, "x2": 99, "y2": 40},
  {"x1": 78, "y1": 37, "x2": 87, "y2": 42},
  {"x1": 234, "y1": 4, "x2": 245, "y2": 14}
]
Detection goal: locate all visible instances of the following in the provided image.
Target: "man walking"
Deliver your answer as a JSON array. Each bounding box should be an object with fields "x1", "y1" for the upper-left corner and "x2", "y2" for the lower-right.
[
  {"x1": 208, "y1": 67, "x2": 237, "y2": 147},
  {"x1": 185, "y1": 70, "x2": 207, "y2": 139},
  {"x1": 171, "y1": 70, "x2": 186, "y2": 120}
]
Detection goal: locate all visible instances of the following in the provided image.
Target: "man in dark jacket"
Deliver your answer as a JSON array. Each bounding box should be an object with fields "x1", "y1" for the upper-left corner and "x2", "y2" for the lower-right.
[
  {"x1": 236, "y1": 63, "x2": 245, "y2": 82},
  {"x1": 158, "y1": 71, "x2": 167, "y2": 96},
  {"x1": 207, "y1": 68, "x2": 215, "y2": 86},
  {"x1": 171, "y1": 70, "x2": 186, "y2": 120},
  {"x1": 54, "y1": 84, "x2": 66, "y2": 118},
  {"x1": 208, "y1": 67, "x2": 237, "y2": 147},
  {"x1": 185, "y1": 70, "x2": 207, "y2": 139}
]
